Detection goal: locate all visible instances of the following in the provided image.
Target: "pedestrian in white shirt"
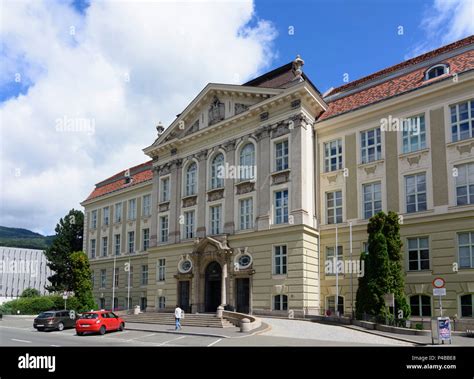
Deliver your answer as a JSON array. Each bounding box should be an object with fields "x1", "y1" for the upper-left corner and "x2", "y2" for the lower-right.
[{"x1": 174, "y1": 305, "x2": 183, "y2": 330}]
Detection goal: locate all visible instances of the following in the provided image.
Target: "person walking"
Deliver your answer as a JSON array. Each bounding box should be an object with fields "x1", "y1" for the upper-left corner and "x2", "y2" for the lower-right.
[{"x1": 174, "y1": 305, "x2": 183, "y2": 330}]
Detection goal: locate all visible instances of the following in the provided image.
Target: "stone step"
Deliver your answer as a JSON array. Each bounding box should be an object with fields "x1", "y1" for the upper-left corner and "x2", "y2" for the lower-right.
[{"x1": 122, "y1": 313, "x2": 234, "y2": 328}]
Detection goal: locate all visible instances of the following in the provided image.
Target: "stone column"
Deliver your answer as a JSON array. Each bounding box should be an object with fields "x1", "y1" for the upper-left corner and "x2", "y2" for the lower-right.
[
  {"x1": 168, "y1": 159, "x2": 182, "y2": 244},
  {"x1": 221, "y1": 260, "x2": 227, "y2": 307},
  {"x1": 223, "y1": 141, "x2": 236, "y2": 234},
  {"x1": 196, "y1": 150, "x2": 208, "y2": 238},
  {"x1": 255, "y1": 126, "x2": 271, "y2": 230}
]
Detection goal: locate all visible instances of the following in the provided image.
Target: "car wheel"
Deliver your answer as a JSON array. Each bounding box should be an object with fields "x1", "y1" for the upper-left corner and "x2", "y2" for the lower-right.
[
  {"x1": 57, "y1": 322, "x2": 64, "y2": 331},
  {"x1": 99, "y1": 326, "x2": 106, "y2": 335},
  {"x1": 77, "y1": 332, "x2": 84, "y2": 336},
  {"x1": 119, "y1": 323, "x2": 125, "y2": 331}
]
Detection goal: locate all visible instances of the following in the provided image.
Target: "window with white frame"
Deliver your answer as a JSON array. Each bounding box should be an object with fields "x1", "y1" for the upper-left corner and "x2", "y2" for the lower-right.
[
  {"x1": 273, "y1": 245, "x2": 287, "y2": 275},
  {"x1": 461, "y1": 294, "x2": 473, "y2": 317},
  {"x1": 114, "y1": 202, "x2": 122, "y2": 223},
  {"x1": 450, "y1": 99, "x2": 474, "y2": 142},
  {"x1": 458, "y1": 232, "x2": 474, "y2": 269},
  {"x1": 425, "y1": 64, "x2": 449, "y2": 80},
  {"x1": 160, "y1": 215, "x2": 169, "y2": 242},
  {"x1": 273, "y1": 294, "x2": 288, "y2": 311},
  {"x1": 103, "y1": 206, "x2": 110, "y2": 225},
  {"x1": 128, "y1": 198, "x2": 136, "y2": 220},
  {"x1": 91, "y1": 210, "x2": 97, "y2": 229},
  {"x1": 275, "y1": 140, "x2": 289, "y2": 171},
  {"x1": 363, "y1": 182, "x2": 382, "y2": 219},
  {"x1": 160, "y1": 177, "x2": 170, "y2": 202},
  {"x1": 114, "y1": 267, "x2": 119, "y2": 287},
  {"x1": 157, "y1": 259, "x2": 166, "y2": 282},
  {"x1": 128, "y1": 231, "x2": 135, "y2": 254},
  {"x1": 361, "y1": 128, "x2": 382, "y2": 164},
  {"x1": 324, "y1": 139, "x2": 343, "y2": 172},
  {"x1": 185, "y1": 162, "x2": 197, "y2": 196},
  {"x1": 143, "y1": 228, "x2": 149, "y2": 251},
  {"x1": 210, "y1": 153, "x2": 225, "y2": 189},
  {"x1": 410, "y1": 295, "x2": 431, "y2": 317},
  {"x1": 326, "y1": 190, "x2": 343, "y2": 224},
  {"x1": 407, "y1": 237, "x2": 430, "y2": 271},
  {"x1": 114, "y1": 234, "x2": 120, "y2": 256},
  {"x1": 402, "y1": 115, "x2": 426, "y2": 153},
  {"x1": 455, "y1": 162, "x2": 474, "y2": 206},
  {"x1": 327, "y1": 296, "x2": 344, "y2": 315},
  {"x1": 100, "y1": 269, "x2": 106, "y2": 288},
  {"x1": 158, "y1": 296, "x2": 166, "y2": 310},
  {"x1": 239, "y1": 198, "x2": 253, "y2": 230},
  {"x1": 90, "y1": 239, "x2": 96, "y2": 258},
  {"x1": 405, "y1": 173, "x2": 427, "y2": 213},
  {"x1": 141, "y1": 265, "x2": 148, "y2": 286},
  {"x1": 142, "y1": 195, "x2": 151, "y2": 217},
  {"x1": 184, "y1": 210, "x2": 195, "y2": 239},
  {"x1": 326, "y1": 246, "x2": 343, "y2": 276},
  {"x1": 210, "y1": 205, "x2": 222, "y2": 235},
  {"x1": 239, "y1": 143, "x2": 255, "y2": 180},
  {"x1": 102, "y1": 236, "x2": 108, "y2": 257},
  {"x1": 274, "y1": 189, "x2": 289, "y2": 224}
]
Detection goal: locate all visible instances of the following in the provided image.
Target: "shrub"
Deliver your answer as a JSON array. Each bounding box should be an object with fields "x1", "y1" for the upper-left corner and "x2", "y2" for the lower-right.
[
  {"x1": 0, "y1": 295, "x2": 86, "y2": 315},
  {"x1": 21, "y1": 288, "x2": 41, "y2": 298}
]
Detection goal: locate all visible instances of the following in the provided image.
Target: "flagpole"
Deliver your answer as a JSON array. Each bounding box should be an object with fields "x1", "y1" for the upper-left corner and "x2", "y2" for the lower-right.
[
  {"x1": 350, "y1": 221, "x2": 354, "y2": 319},
  {"x1": 112, "y1": 255, "x2": 116, "y2": 311},
  {"x1": 335, "y1": 224, "x2": 339, "y2": 317},
  {"x1": 127, "y1": 257, "x2": 131, "y2": 313}
]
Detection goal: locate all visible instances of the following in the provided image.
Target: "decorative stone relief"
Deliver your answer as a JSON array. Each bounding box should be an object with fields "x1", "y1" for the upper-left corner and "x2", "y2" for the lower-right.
[
  {"x1": 159, "y1": 202, "x2": 169, "y2": 212},
  {"x1": 236, "y1": 181, "x2": 255, "y2": 195},
  {"x1": 407, "y1": 154, "x2": 422, "y2": 166},
  {"x1": 208, "y1": 96, "x2": 225, "y2": 126},
  {"x1": 182, "y1": 196, "x2": 197, "y2": 208},
  {"x1": 234, "y1": 103, "x2": 249, "y2": 115},
  {"x1": 364, "y1": 165, "x2": 377, "y2": 175},
  {"x1": 207, "y1": 188, "x2": 224, "y2": 202},
  {"x1": 456, "y1": 141, "x2": 474, "y2": 155},
  {"x1": 185, "y1": 119, "x2": 200, "y2": 136},
  {"x1": 271, "y1": 122, "x2": 291, "y2": 139},
  {"x1": 272, "y1": 171, "x2": 290, "y2": 185},
  {"x1": 326, "y1": 174, "x2": 338, "y2": 184}
]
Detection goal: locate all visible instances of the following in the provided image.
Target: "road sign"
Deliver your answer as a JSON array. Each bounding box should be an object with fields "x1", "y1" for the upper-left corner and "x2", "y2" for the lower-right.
[
  {"x1": 433, "y1": 277, "x2": 445, "y2": 288},
  {"x1": 433, "y1": 288, "x2": 446, "y2": 296}
]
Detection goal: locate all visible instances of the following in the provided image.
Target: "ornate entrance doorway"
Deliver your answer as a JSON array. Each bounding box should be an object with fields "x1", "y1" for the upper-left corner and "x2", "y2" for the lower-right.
[
  {"x1": 235, "y1": 278, "x2": 250, "y2": 314},
  {"x1": 178, "y1": 281, "x2": 190, "y2": 313},
  {"x1": 205, "y1": 261, "x2": 221, "y2": 312}
]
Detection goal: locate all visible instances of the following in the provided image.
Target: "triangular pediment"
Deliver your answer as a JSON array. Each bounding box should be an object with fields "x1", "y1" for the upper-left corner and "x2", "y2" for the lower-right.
[{"x1": 192, "y1": 235, "x2": 232, "y2": 254}]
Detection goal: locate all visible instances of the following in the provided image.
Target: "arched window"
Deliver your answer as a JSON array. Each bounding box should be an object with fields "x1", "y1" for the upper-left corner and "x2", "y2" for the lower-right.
[
  {"x1": 326, "y1": 295, "x2": 344, "y2": 316},
  {"x1": 185, "y1": 162, "x2": 197, "y2": 196},
  {"x1": 460, "y1": 294, "x2": 473, "y2": 318},
  {"x1": 425, "y1": 64, "x2": 449, "y2": 80},
  {"x1": 273, "y1": 294, "x2": 288, "y2": 311},
  {"x1": 239, "y1": 143, "x2": 255, "y2": 181},
  {"x1": 410, "y1": 295, "x2": 431, "y2": 317},
  {"x1": 210, "y1": 153, "x2": 224, "y2": 189}
]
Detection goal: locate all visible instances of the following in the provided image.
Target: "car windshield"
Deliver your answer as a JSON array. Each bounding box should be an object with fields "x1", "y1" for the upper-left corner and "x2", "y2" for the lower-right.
[
  {"x1": 37, "y1": 312, "x2": 55, "y2": 318},
  {"x1": 80, "y1": 313, "x2": 99, "y2": 319}
]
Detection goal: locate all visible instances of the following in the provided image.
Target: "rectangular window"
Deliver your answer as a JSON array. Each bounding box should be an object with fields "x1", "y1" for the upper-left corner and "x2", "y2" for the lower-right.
[
  {"x1": 410, "y1": 295, "x2": 432, "y2": 317},
  {"x1": 114, "y1": 202, "x2": 122, "y2": 223},
  {"x1": 114, "y1": 234, "x2": 121, "y2": 256},
  {"x1": 402, "y1": 115, "x2": 426, "y2": 153},
  {"x1": 326, "y1": 190, "x2": 343, "y2": 224},
  {"x1": 324, "y1": 139, "x2": 343, "y2": 172},
  {"x1": 455, "y1": 162, "x2": 474, "y2": 205},
  {"x1": 128, "y1": 231, "x2": 135, "y2": 254},
  {"x1": 361, "y1": 128, "x2": 382, "y2": 164},
  {"x1": 405, "y1": 173, "x2": 427, "y2": 213},
  {"x1": 239, "y1": 198, "x2": 253, "y2": 230},
  {"x1": 91, "y1": 210, "x2": 97, "y2": 229},
  {"x1": 273, "y1": 294, "x2": 288, "y2": 311},
  {"x1": 274, "y1": 189, "x2": 289, "y2": 224},
  {"x1": 142, "y1": 194, "x2": 151, "y2": 217},
  {"x1": 461, "y1": 294, "x2": 473, "y2": 318},
  {"x1": 160, "y1": 215, "x2": 169, "y2": 242},
  {"x1": 184, "y1": 211, "x2": 195, "y2": 239},
  {"x1": 128, "y1": 199, "x2": 136, "y2": 220},
  {"x1": 408, "y1": 237, "x2": 430, "y2": 271},
  {"x1": 158, "y1": 259, "x2": 166, "y2": 282},
  {"x1": 114, "y1": 267, "x2": 119, "y2": 287},
  {"x1": 458, "y1": 232, "x2": 474, "y2": 269},
  {"x1": 326, "y1": 246, "x2": 343, "y2": 276},
  {"x1": 273, "y1": 245, "x2": 287, "y2": 275},
  {"x1": 103, "y1": 206, "x2": 110, "y2": 226},
  {"x1": 102, "y1": 236, "x2": 108, "y2": 257},
  {"x1": 275, "y1": 140, "x2": 289, "y2": 171},
  {"x1": 143, "y1": 228, "x2": 150, "y2": 251},
  {"x1": 141, "y1": 265, "x2": 148, "y2": 286},
  {"x1": 210, "y1": 205, "x2": 222, "y2": 235},
  {"x1": 160, "y1": 177, "x2": 170, "y2": 202},
  {"x1": 450, "y1": 99, "x2": 474, "y2": 142},
  {"x1": 100, "y1": 269, "x2": 106, "y2": 288},
  {"x1": 363, "y1": 182, "x2": 382, "y2": 219},
  {"x1": 90, "y1": 239, "x2": 96, "y2": 259},
  {"x1": 158, "y1": 296, "x2": 166, "y2": 310}
]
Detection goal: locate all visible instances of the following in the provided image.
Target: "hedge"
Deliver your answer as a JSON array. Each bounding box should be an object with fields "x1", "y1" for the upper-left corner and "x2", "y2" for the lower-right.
[{"x1": 0, "y1": 295, "x2": 84, "y2": 315}]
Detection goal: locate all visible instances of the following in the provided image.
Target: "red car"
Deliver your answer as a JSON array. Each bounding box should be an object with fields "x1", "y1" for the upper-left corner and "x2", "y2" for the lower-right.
[{"x1": 75, "y1": 311, "x2": 125, "y2": 336}]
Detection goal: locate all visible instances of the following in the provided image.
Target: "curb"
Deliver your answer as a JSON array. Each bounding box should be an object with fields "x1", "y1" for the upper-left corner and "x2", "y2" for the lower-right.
[{"x1": 342, "y1": 325, "x2": 428, "y2": 346}]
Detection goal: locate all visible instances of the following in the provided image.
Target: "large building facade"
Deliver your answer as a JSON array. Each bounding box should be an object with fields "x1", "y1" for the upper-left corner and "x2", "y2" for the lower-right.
[{"x1": 82, "y1": 37, "x2": 474, "y2": 326}]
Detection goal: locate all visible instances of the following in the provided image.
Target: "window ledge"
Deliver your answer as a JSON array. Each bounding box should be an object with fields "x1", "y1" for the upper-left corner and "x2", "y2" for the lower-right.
[
  {"x1": 271, "y1": 168, "x2": 291, "y2": 176},
  {"x1": 235, "y1": 179, "x2": 256, "y2": 186},
  {"x1": 447, "y1": 204, "x2": 474, "y2": 212},
  {"x1": 272, "y1": 274, "x2": 287, "y2": 279},
  {"x1": 446, "y1": 137, "x2": 474, "y2": 148},
  {"x1": 358, "y1": 159, "x2": 384, "y2": 168},
  {"x1": 406, "y1": 270, "x2": 433, "y2": 275},
  {"x1": 401, "y1": 209, "x2": 435, "y2": 219}
]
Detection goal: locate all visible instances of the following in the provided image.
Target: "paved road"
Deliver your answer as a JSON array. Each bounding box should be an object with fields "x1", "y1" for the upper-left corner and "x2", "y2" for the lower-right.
[{"x1": 0, "y1": 316, "x2": 414, "y2": 346}]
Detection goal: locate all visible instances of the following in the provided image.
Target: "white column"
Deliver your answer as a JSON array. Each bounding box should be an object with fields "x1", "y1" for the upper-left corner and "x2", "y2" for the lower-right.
[{"x1": 221, "y1": 261, "x2": 227, "y2": 306}]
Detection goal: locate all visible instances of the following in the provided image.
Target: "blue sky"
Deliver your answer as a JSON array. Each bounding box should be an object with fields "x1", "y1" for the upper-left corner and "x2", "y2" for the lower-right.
[{"x1": 0, "y1": 0, "x2": 472, "y2": 234}]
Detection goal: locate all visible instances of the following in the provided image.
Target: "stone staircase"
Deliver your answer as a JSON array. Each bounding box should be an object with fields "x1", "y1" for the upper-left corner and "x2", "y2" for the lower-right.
[{"x1": 122, "y1": 312, "x2": 235, "y2": 328}]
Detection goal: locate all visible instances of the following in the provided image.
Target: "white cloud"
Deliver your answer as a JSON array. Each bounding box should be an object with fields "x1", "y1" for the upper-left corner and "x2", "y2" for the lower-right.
[
  {"x1": 0, "y1": 0, "x2": 277, "y2": 235},
  {"x1": 407, "y1": 0, "x2": 474, "y2": 58}
]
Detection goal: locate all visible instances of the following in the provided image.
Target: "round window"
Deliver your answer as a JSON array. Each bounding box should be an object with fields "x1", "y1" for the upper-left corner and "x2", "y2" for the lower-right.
[
  {"x1": 180, "y1": 260, "x2": 192, "y2": 273},
  {"x1": 238, "y1": 254, "x2": 252, "y2": 269}
]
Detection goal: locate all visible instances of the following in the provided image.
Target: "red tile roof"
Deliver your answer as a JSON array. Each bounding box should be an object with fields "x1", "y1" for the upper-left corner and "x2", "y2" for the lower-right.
[
  {"x1": 84, "y1": 161, "x2": 153, "y2": 202},
  {"x1": 318, "y1": 35, "x2": 474, "y2": 121}
]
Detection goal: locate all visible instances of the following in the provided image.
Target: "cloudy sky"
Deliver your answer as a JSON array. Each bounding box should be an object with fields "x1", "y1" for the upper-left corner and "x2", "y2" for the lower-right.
[{"x1": 0, "y1": 0, "x2": 473, "y2": 235}]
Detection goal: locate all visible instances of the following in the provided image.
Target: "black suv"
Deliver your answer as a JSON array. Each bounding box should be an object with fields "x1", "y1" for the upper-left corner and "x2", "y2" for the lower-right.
[{"x1": 34, "y1": 310, "x2": 76, "y2": 331}]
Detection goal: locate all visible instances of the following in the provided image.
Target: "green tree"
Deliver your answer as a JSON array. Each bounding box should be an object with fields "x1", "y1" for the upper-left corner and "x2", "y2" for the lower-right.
[
  {"x1": 20, "y1": 288, "x2": 41, "y2": 298},
  {"x1": 44, "y1": 209, "x2": 84, "y2": 292},
  {"x1": 70, "y1": 251, "x2": 96, "y2": 312}
]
